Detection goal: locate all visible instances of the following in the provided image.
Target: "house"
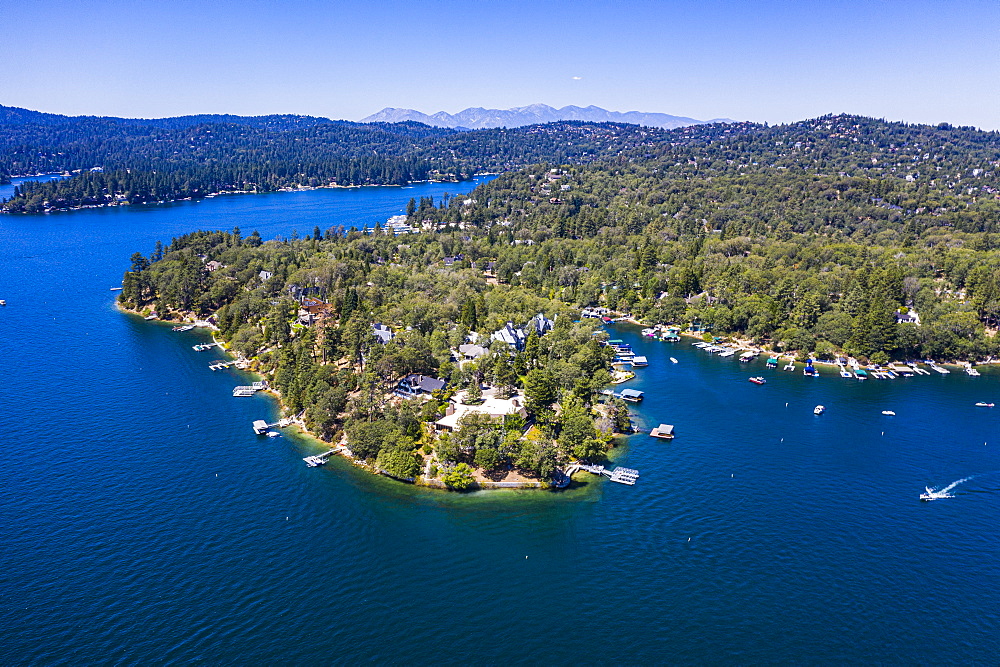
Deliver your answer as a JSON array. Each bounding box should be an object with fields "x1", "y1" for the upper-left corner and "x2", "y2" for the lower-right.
[
  {"x1": 301, "y1": 298, "x2": 328, "y2": 314},
  {"x1": 395, "y1": 374, "x2": 446, "y2": 399},
  {"x1": 443, "y1": 254, "x2": 464, "y2": 267},
  {"x1": 205, "y1": 260, "x2": 223, "y2": 272},
  {"x1": 435, "y1": 392, "x2": 528, "y2": 431},
  {"x1": 526, "y1": 312, "x2": 555, "y2": 336},
  {"x1": 492, "y1": 322, "x2": 527, "y2": 351},
  {"x1": 372, "y1": 323, "x2": 393, "y2": 344},
  {"x1": 896, "y1": 309, "x2": 921, "y2": 325},
  {"x1": 259, "y1": 270, "x2": 274, "y2": 282},
  {"x1": 458, "y1": 343, "x2": 489, "y2": 361},
  {"x1": 582, "y1": 307, "x2": 610, "y2": 319}
]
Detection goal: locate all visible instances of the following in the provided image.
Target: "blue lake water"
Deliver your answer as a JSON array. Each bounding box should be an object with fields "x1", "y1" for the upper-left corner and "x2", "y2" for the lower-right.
[{"x1": 1, "y1": 181, "x2": 998, "y2": 663}]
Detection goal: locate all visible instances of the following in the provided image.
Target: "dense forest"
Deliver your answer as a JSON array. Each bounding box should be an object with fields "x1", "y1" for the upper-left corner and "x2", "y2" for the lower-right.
[
  {"x1": 114, "y1": 113, "x2": 1000, "y2": 483},
  {"x1": 119, "y1": 228, "x2": 629, "y2": 485},
  {"x1": 0, "y1": 104, "x2": 667, "y2": 213}
]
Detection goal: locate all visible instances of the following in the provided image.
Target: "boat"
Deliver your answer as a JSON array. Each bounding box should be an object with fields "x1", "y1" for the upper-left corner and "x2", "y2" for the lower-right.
[
  {"x1": 920, "y1": 486, "x2": 951, "y2": 501},
  {"x1": 109, "y1": 286, "x2": 123, "y2": 291},
  {"x1": 748, "y1": 376, "x2": 766, "y2": 385},
  {"x1": 669, "y1": 357, "x2": 678, "y2": 364},
  {"x1": 965, "y1": 367, "x2": 981, "y2": 377},
  {"x1": 839, "y1": 369, "x2": 853, "y2": 378},
  {"x1": 0, "y1": 299, "x2": 5, "y2": 306},
  {"x1": 267, "y1": 430, "x2": 281, "y2": 438},
  {"x1": 814, "y1": 405, "x2": 825, "y2": 415},
  {"x1": 974, "y1": 402, "x2": 994, "y2": 407},
  {"x1": 881, "y1": 410, "x2": 896, "y2": 416}
]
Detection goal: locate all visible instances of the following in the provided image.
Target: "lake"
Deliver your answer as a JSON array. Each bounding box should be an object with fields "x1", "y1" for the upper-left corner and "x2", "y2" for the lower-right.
[{"x1": 1, "y1": 181, "x2": 998, "y2": 663}]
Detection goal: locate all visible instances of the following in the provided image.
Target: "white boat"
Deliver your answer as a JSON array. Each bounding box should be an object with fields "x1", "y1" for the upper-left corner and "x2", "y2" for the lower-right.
[
  {"x1": 974, "y1": 402, "x2": 994, "y2": 407},
  {"x1": 814, "y1": 405, "x2": 825, "y2": 415},
  {"x1": 920, "y1": 486, "x2": 950, "y2": 501},
  {"x1": 670, "y1": 357, "x2": 678, "y2": 364},
  {"x1": 881, "y1": 410, "x2": 896, "y2": 416}
]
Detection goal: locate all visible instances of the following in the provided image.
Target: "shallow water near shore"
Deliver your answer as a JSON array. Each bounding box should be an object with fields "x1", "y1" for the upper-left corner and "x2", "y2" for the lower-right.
[{"x1": 2, "y1": 180, "x2": 999, "y2": 663}]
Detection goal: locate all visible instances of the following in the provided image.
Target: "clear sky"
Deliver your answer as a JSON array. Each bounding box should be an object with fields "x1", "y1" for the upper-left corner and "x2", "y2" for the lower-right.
[{"x1": 3, "y1": 0, "x2": 999, "y2": 128}]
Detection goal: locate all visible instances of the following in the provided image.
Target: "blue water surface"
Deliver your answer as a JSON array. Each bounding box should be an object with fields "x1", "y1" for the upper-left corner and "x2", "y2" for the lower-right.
[{"x1": 1, "y1": 181, "x2": 998, "y2": 663}]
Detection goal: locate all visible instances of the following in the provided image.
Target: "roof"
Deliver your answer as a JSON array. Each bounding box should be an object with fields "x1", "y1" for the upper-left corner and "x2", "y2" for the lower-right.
[
  {"x1": 458, "y1": 343, "x2": 489, "y2": 359},
  {"x1": 621, "y1": 389, "x2": 644, "y2": 398},
  {"x1": 435, "y1": 393, "x2": 527, "y2": 430},
  {"x1": 492, "y1": 322, "x2": 526, "y2": 349},
  {"x1": 657, "y1": 424, "x2": 674, "y2": 434},
  {"x1": 372, "y1": 323, "x2": 393, "y2": 344},
  {"x1": 400, "y1": 374, "x2": 446, "y2": 393}
]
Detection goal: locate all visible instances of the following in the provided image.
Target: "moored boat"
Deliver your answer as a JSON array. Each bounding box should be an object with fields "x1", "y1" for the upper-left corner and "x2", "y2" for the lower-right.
[
  {"x1": 881, "y1": 410, "x2": 896, "y2": 416},
  {"x1": 814, "y1": 405, "x2": 825, "y2": 415},
  {"x1": 974, "y1": 402, "x2": 994, "y2": 407},
  {"x1": 749, "y1": 376, "x2": 766, "y2": 385}
]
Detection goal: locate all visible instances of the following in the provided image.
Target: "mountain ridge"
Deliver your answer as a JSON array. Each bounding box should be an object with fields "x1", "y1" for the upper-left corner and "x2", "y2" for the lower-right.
[{"x1": 361, "y1": 103, "x2": 731, "y2": 129}]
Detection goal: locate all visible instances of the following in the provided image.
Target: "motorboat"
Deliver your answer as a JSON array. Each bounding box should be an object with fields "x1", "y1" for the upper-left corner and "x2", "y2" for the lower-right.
[
  {"x1": 881, "y1": 410, "x2": 896, "y2": 416},
  {"x1": 670, "y1": 357, "x2": 678, "y2": 364},
  {"x1": 814, "y1": 405, "x2": 825, "y2": 415},
  {"x1": 748, "y1": 376, "x2": 766, "y2": 385},
  {"x1": 974, "y1": 402, "x2": 994, "y2": 407},
  {"x1": 920, "y1": 486, "x2": 950, "y2": 501}
]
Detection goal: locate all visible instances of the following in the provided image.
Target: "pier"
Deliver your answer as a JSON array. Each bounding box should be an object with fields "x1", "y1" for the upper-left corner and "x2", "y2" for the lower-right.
[
  {"x1": 252, "y1": 417, "x2": 294, "y2": 435},
  {"x1": 193, "y1": 342, "x2": 224, "y2": 351},
  {"x1": 210, "y1": 360, "x2": 237, "y2": 371},
  {"x1": 560, "y1": 463, "x2": 641, "y2": 486},
  {"x1": 303, "y1": 450, "x2": 337, "y2": 467},
  {"x1": 233, "y1": 381, "x2": 267, "y2": 397}
]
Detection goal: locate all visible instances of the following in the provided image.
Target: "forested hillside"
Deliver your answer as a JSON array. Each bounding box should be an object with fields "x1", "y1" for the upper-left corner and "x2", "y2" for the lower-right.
[{"x1": 0, "y1": 104, "x2": 669, "y2": 213}]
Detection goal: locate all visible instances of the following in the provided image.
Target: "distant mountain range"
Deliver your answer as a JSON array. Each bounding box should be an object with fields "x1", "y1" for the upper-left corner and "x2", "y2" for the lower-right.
[{"x1": 361, "y1": 104, "x2": 732, "y2": 130}]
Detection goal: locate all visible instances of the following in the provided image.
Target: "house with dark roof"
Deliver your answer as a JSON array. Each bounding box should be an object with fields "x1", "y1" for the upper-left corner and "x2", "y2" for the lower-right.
[{"x1": 395, "y1": 374, "x2": 446, "y2": 399}]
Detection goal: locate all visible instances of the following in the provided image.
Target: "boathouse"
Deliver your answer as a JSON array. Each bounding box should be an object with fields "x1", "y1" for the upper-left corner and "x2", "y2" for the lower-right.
[{"x1": 620, "y1": 389, "x2": 644, "y2": 402}]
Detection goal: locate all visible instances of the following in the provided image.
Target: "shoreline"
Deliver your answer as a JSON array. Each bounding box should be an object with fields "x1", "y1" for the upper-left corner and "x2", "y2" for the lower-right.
[
  {"x1": 611, "y1": 316, "x2": 994, "y2": 368},
  {"x1": 2, "y1": 175, "x2": 477, "y2": 215},
  {"x1": 119, "y1": 302, "x2": 610, "y2": 493}
]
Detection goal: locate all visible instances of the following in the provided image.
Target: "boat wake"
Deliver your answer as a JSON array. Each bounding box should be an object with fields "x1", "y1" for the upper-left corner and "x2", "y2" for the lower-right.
[{"x1": 920, "y1": 476, "x2": 973, "y2": 501}]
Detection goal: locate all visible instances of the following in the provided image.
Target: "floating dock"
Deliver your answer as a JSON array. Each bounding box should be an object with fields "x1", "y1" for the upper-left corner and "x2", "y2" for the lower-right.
[
  {"x1": 210, "y1": 360, "x2": 237, "y2": 371},
  {"x1": 193, "y1": 342, "x2": 223, "y2": 351},
  {"x1": 559, "y1": 463, "x2": 641, "y2": 486},
  {"x1": 650, "y1": 424, "x2": 675, "y2": 439},
  {"x1": 233, "y1": 381, "x2": 267, "y2": 397}
]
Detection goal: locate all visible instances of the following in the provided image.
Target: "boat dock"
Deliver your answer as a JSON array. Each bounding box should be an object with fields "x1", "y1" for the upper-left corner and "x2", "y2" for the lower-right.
[
  {"x1": 193, "y1": 342, "x2": 224, "y2": 351},
  {"x1": 650, "y1": 424, "x2": 674, "y2": 439},
  {"x1": 252, "y1": 417, "x2": 294, "y2": 435},
  {"x1": 561, "y1": 463, "x2": 641, "y2": 486},
  {"x1": 233, "y1": 381, "x2": 267, "y2": 397},
  {"x1": 303, "y1": 450, "x2": 337, "y2": 467},
  {"x1": 209, "y1": 360, "x2": 237, "y2": 371}
]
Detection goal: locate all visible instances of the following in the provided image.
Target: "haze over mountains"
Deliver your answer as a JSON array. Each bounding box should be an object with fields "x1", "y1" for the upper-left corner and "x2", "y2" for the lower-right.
[{"x1": 361, "y1": 104, "x2": 731, "y2": 130}]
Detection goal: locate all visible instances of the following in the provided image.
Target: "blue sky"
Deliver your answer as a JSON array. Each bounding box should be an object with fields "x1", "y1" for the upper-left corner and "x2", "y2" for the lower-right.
[{"x1": 3, "y1": 0, "x2": 999, "y2": 128}]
